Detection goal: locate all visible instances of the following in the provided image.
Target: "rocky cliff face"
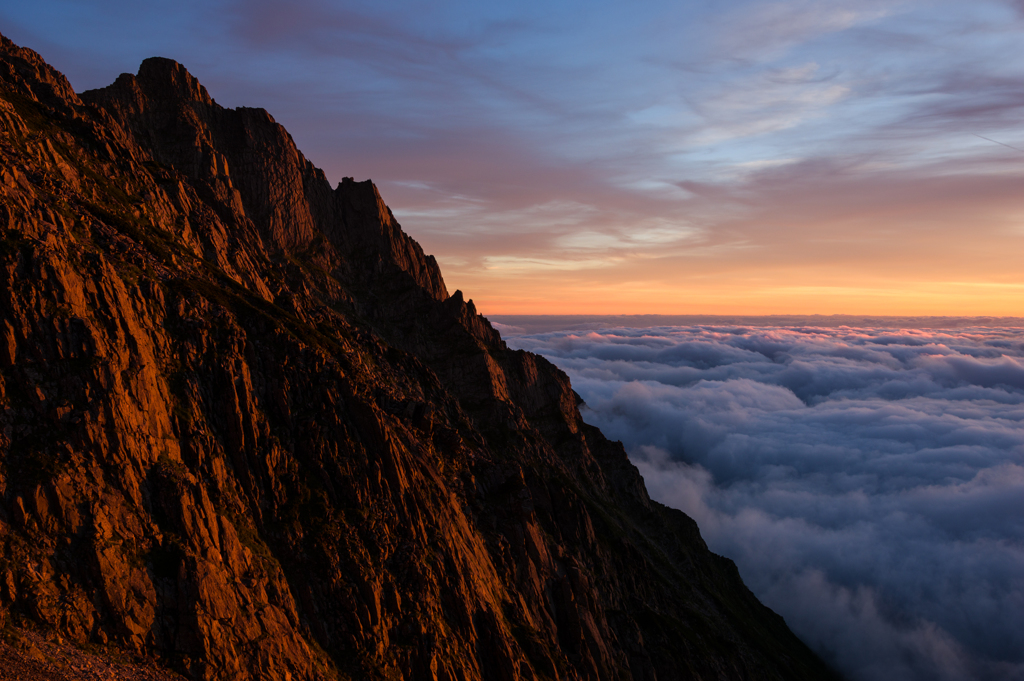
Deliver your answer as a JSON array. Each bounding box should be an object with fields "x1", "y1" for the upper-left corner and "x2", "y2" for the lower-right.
[{"x1": 0, "y1": 35, "x2": 839, "y2": 681}]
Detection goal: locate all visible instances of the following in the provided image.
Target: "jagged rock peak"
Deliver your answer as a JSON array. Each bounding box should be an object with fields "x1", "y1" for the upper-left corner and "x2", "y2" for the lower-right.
[
  {"x1": 0, "y1": 34, "x2": 80, "y2": 108},
  {"x1": 133, "y1": 56, "x2": 214, "y2": 107},
  {"x1": 334, "y1": 177, "x2": 450, "y2": 301},
  {"x1": 79, "y1": 54, "x2": 450, "y2": 300},
  {"x1": 0, "y1": 29, "x2": 449, "y2": 309}
]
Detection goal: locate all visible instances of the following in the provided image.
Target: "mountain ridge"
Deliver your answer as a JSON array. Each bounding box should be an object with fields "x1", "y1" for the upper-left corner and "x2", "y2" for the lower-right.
[{"x1": 0, "y1": 34, "x2": 840, "y2": 681}]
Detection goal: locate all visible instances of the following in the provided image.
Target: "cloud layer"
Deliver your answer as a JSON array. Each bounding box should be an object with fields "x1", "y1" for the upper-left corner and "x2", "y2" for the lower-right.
[{"x1": 508, "y1": 324, "x2": 1024, "y2": 681}]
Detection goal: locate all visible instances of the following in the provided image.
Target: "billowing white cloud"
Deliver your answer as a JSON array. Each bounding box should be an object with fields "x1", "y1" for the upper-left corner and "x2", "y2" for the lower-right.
[{"x1": 508, "y1": 324, "x2": 1024, "y2": 681}]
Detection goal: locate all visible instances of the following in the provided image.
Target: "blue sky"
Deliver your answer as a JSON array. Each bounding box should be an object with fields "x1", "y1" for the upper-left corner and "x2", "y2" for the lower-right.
[{"x1": 5, "y1": 0, "x2": 1024, "y2": 313}]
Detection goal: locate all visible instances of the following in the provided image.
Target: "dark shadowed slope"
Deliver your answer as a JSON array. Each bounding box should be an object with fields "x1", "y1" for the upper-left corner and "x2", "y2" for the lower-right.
[{"x1": 0, "y1": 34, "x2": 840, "y2": 681}]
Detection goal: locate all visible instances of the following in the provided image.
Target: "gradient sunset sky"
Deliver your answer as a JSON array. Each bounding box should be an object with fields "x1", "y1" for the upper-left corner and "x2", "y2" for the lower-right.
[{"x1": 5, "y1": 0, "x2": 1024, "y2": 315}]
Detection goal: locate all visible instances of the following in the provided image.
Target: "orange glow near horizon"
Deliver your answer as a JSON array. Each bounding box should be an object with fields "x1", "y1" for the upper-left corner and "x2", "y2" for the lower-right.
[
  {"x1": 411, "y1": 172, "x2": 1024, "y2": 319},
  {"x1": 463, "y1": 280, "x2": 1024, "y2": 317},
  {"x1": 399, "y1": 158, "x2": 1024, "y2": 320},
  {"x1": 436, "y1": 248, "x2": 1024, "y2": 318}
]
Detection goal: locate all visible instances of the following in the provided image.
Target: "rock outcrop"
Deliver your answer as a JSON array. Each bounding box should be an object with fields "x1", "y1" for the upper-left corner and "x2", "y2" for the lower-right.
[{"x1": 0, "y1": 34, "x2": 840, "y2": 681}]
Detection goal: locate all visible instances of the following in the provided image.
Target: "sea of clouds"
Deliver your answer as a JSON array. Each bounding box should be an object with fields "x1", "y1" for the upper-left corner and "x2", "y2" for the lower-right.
[{"x1": 498, "y1": 322, "x2": 1024, "y2": 681}]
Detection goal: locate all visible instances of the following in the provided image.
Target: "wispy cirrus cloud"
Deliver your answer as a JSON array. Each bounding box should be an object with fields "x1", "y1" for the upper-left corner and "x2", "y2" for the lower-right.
[{"x1": 707, "y1": 0, "x2": 897, "y2": 62}]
